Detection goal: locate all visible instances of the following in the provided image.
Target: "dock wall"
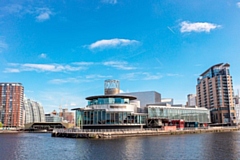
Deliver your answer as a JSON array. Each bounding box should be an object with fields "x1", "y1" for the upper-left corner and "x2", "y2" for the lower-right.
[{"x1": 51, "y1": 127, "x2": 240, "y2": 139}]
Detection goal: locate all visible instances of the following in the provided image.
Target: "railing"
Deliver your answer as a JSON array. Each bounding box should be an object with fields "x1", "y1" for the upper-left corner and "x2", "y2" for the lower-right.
[
  {"x1": 53, "y1": 128, "x2": 166, "y2": 133},
  {"x1": 53, "y1": 125, "x2": 240, "y2": 133}
]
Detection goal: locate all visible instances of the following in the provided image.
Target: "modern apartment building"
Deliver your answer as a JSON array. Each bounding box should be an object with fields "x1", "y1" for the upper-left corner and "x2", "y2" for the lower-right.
[
  {"x1": 0, "y1": 83, "x2": 24, "y2": 127},
  {"x1": 60, "y1": 108, "x2": 74, "y2": 124},
  {"x1": 187, "y1": 94, "x2": 197, "y2": 106},
  {"x1": 196, "y1": 63, "x2": 236, "y2": 125},
  {"x1": 24, "y1": 98, "x2": 45, "y2": 124},
  {"x1": 45, "y1": 114, "x2": 62, "y2": 123}
]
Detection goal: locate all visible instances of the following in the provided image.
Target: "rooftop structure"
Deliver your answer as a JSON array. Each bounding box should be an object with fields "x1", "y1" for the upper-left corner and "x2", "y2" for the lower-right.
[{"x1": 104, "y1": 79, "x2": 120, "y2": 95}]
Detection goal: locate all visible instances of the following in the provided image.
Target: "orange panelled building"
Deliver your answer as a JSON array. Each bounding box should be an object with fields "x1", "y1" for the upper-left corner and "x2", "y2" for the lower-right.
[{"x1": 0, "y1": 83, "x2": 24, "y2": 127}]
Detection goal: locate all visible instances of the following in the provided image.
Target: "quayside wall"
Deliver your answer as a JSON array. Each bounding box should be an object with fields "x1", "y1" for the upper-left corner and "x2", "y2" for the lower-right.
[{"x1": 51, "y1": 127, "x2": 240, "y2": 139}]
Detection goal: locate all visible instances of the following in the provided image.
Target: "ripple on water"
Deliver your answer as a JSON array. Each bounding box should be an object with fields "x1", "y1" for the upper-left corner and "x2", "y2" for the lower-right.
[{"x1": 1, "y1": 132, "x2": 240, "y2": 160}]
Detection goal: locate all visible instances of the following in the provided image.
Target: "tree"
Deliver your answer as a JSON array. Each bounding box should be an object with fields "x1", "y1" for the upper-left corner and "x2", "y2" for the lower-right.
[{"x1": 0, "y1": 122, "x2": 3, "y2": 128}]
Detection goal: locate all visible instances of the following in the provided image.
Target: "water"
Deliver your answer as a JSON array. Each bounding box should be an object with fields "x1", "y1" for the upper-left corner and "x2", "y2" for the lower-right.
[{"x1": 1, "y1": 132, "x2": 240, "y2": 160}]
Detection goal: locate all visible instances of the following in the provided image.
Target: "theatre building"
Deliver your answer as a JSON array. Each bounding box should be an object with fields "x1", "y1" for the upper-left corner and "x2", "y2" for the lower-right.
[
  {"x1": 73, "y1": 80, "x2": 210, "y2": 129},
  {"x1": 73, "y1": 80, "x2": 147, "y2": 129}
]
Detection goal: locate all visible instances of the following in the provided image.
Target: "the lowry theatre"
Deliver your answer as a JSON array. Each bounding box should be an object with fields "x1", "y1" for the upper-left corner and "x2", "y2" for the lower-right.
[{"x1": 73, "y1": 80, "x2": 210, "y2": 129}]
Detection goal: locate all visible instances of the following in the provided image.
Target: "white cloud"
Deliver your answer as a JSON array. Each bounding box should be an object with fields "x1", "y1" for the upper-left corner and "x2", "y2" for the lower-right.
[
  {"x1": 85, "y1": 74, "x2": 112, "y2": 79},
  {"x1": 73, "y1": 62, "x2": 94, "y2": 66},
  {"x1": 36, "y1": 8, "x2": 53, "y2": 22},
  {"x1": 142, "y1": 73, "x2": 163, "y2": 80},
  {"x1": 4, "y1": 63, "x2": 86, "y2": 73},
  {"x1": 180, "y1": 21, "x2": 221, "y2": 33},
  {"x1": 37, "y1": 90, "x2": 86, "y2": 113},
  {"x1": 237, "y1": 2, "x2": 240, "y2": 8},
  {"x1": 103, "y1": 61, "x2": 136, "y2": 70},
  {"x1": 3, "y1": 4, "x2": 23, "y2": 14},
  {"x1": 122, "y1": 72, "x2": 162, "y2": 80},
  {"x1": 166, "y1": 73, "x2": 183, "y2": 77},
  {"x1": 49, "y1": 78, "x2": 82, "y2": 84},
  {"x1": 0, "y1": 40, "x2": 8, "y2": 52},
  {"x1": 70, "y1": 102, "x2": 77, "y2": 106},
  {"x1": 4, "y1": 68, "x2": 20, "y2": 73},
  {"x1": 39, "y1": 53, "x2": 47, "y2": 58},
  {"x1": 89, "y1": 38, "x2": 139, "y2": 50},
  {"x1": 2, "y1": 5, "x2": 54, "y2": 22},
  {"x1": 23, "y1": 64, "x2": 60, "y2": 71},
  {"x1": 102, "y1": 0, "x2": 117, "y2": 4},
  {"x1": 49, "y1": 74, "x2": 112, "y2": 84}
]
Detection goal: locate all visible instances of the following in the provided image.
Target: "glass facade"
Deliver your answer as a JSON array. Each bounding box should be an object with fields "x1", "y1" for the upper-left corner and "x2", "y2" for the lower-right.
[
  {"x1": 148, "y1": 107, "x2": 210, "y2": 123},
  {"x1": 75, "y1": 110, "x2": 147, "y2": 127},
  {"x1": 88, "y1": 97, "x2": 130, "y2": 105}
]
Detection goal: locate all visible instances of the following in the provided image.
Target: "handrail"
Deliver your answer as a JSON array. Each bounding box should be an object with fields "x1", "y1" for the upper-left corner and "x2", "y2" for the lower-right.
[{"x1": 52, "y1": 126, "x2": 239, "y2": 133}]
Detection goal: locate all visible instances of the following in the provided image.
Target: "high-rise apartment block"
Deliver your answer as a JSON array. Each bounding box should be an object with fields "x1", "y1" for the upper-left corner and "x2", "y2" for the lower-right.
[
  {"x1": 0, "y1": 83, "x2": 24, "y2": 127},
  {"x1": 187, "y1": 94, "x2": 197, "y2": 106},
  {"x1": 196, "y1": 63, "x2": 236, "y2": 125}
]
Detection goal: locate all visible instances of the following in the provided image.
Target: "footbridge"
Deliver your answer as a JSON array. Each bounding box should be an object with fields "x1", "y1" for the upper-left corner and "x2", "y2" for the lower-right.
[{"x1": 24, "y1": 122, "x2": 74, "y2": 131}]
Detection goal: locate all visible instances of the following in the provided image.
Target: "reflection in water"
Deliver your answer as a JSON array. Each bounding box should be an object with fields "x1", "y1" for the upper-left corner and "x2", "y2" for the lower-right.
[{"x1": 1, "y1": 132, "x2": 240, "y2": 160}]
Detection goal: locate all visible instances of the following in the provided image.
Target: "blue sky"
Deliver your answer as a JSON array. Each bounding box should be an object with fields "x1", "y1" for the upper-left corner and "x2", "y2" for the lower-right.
[{"x1": 1, "y1": 0, "x2": 240, "y2": 113}]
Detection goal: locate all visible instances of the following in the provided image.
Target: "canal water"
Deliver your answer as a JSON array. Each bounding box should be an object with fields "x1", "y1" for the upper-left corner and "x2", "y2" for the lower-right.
[{"x1": 1, "y1": 131, "x2": 240, "y2": 160}]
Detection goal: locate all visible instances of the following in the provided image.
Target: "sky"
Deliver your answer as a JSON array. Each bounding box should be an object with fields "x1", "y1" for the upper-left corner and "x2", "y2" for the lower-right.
[{"x1": 1, "y1": 0, "x2": 240, "y2": 113}]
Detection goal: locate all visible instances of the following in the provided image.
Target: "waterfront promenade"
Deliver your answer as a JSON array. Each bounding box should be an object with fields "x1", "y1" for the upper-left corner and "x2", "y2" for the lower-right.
[{"x1": 52, "y1": 126, "x2": 240, "y2": 138}]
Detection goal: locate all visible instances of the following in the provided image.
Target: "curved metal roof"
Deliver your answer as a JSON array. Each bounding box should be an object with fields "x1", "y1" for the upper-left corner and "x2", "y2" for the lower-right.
[
  {"x1": 85, "y1": 94, "x2": 137, "y2": 100},
  {"x1": 200, "y1": 63, "x2": 230, "y2": 76}
]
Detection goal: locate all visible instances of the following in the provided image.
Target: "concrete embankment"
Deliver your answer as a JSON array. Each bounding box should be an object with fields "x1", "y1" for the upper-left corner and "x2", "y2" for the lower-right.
[
  {"x1": 51, "y1": 127, "x2": 240, "y2": 139},
  {"x1": 0, "y1": 130, "x2": 20, "y2": 134}
]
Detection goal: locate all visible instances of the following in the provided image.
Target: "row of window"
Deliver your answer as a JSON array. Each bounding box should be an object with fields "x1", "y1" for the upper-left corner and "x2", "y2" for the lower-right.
[
  {"x1": 76, "y1": 110, "x2": 146, "y2": 126},
  {"x1": 148, "y1": 108, "x2": 210, "y2": 123},
  {"x1": 88, "y1": 97, "x2": 130, "y2": 105}
]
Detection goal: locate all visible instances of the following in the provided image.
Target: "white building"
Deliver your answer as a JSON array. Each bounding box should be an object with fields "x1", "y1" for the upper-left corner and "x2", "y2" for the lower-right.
[
  {"x1": 161, "y1": 98, "x2": 174, "y2": 105},
  {"x1": 120, "y1": 91, "x2": 161, "y2": 108},
  {"x1": 24, "y1": 99, "x2": 45, "y2": 124},
  {"x1": 187, "y1": 94, "x2": 196, "y2": 106}
]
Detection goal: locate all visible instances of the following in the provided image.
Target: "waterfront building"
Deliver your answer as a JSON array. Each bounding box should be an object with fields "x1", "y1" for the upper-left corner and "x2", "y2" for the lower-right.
[
  {"x1": 187, "y1": 94, "x2": 197, "y2": 106},
  {"x1": 59, "y1": 108, "x2": 75, "y2": 124},
  {"x1": 24, "y1": 98, "x2": 45, "y2": 124},
  {"x1": 73, "y1": 80, "x2": 147, "y2": 129},
  {"x1": 196, "y1": 63, "x2": 236, "y2": 125},
  {"x1": 45, "y1": 110, "x2": 63, "y2": 122},
  {"x1": 234, "y1": 95, "x2": 240, "y2": 124},
  {"x1": 0, "y1": 83, "x2": 24, "y2": 127},
  {"x1": 73, "y1": 80, "x2": 210, "y2": 129},
  {"x1": 147, "y1": 103, "x2": 210, "y2": 127}
]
